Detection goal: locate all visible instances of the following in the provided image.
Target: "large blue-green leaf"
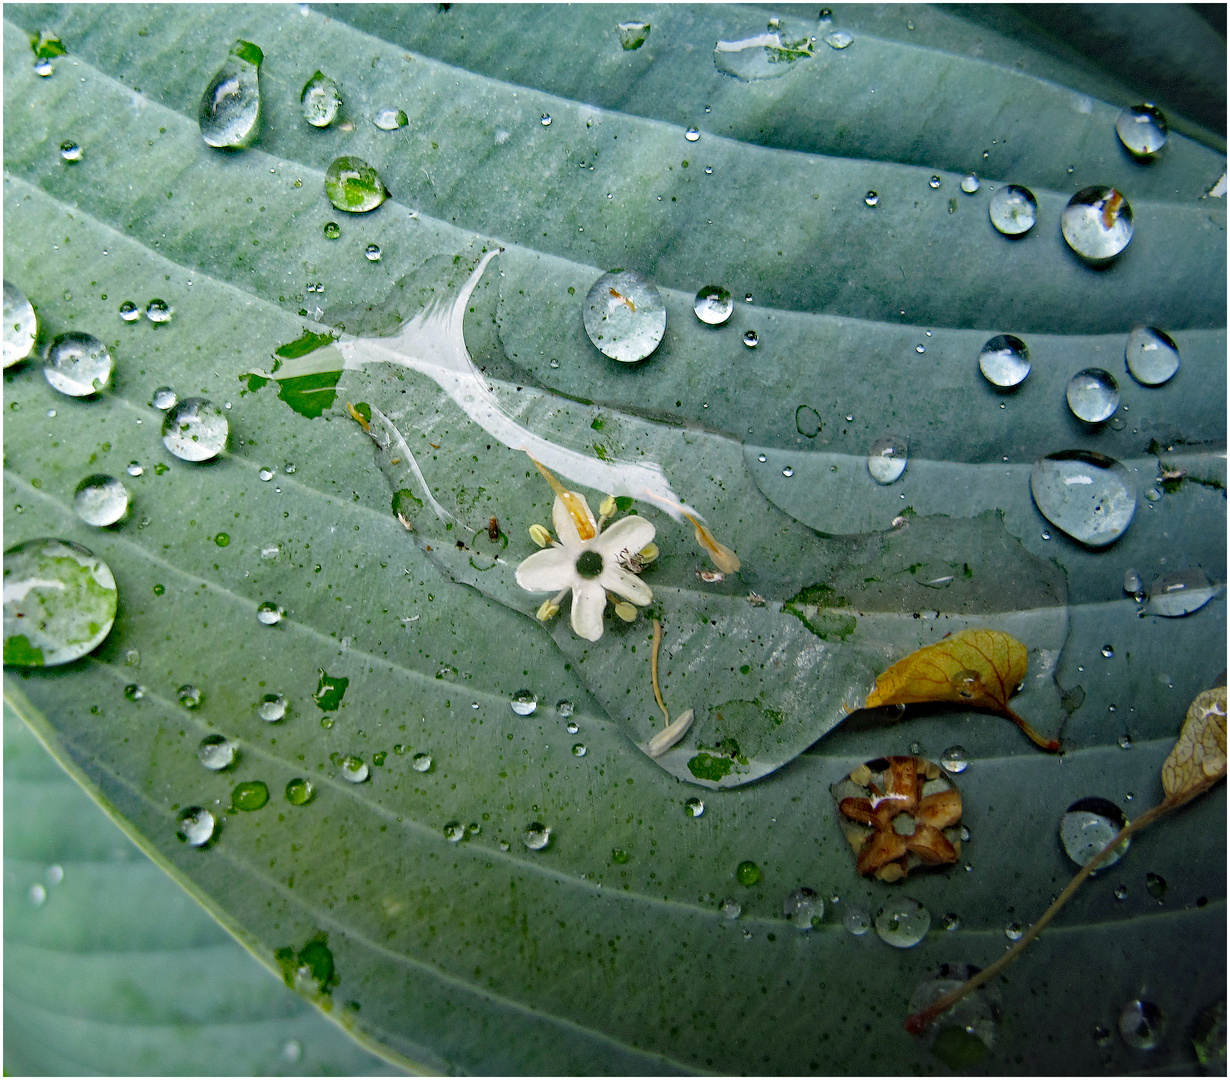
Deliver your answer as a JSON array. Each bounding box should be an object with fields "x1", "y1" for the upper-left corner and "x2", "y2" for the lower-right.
[{"x1": 3, "y1": 4, "x2": 1225, "y2": 1074}]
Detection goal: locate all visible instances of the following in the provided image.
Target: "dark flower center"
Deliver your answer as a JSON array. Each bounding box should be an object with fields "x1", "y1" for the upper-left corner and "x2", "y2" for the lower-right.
[{"x1": 575, "y1": 550, "x2": 604, "y2": 579}]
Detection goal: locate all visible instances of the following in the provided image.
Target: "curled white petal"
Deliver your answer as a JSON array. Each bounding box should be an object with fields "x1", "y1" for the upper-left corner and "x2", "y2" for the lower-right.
[{"x1": 647, "y1": 708, "x2": 695, "y2": 758}]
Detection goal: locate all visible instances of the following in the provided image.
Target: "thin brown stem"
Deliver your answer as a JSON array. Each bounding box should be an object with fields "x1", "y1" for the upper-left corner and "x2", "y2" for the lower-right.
[
  {"x1": 1004, "y1": 706, "x2": 1061, "y2": 752},
  {"x1": 650, "y1": 618, "x2": 669, "y2": 725}
]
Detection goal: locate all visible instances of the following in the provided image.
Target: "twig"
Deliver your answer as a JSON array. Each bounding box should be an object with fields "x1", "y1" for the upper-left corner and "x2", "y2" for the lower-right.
[{"x1": 650, "y1": 618, "x2": 669, "y2": 725}]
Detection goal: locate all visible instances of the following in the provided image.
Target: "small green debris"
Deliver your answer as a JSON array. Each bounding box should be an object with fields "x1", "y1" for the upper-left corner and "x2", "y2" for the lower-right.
[
  {"x1": 214, "y1": 532, "x2": 230, "y2": 547},
  {"x1": 611, "y1": 848, "x2": 630, "y2": 864},
  {"x1": 30, "y1": 31, "x2": 67, "y2": 59},
  {"x1": 277, "y1": 371, "x2": 342, "y2": 419},
  {"x1": 3, "y1": 634, "x2": 44, "y2": 666},
  {"x1": 275, "y1": 931, "x2": 339, "y2": 999},
  {"x1": 313, "y1": 669, "x2": 349, "y2": 711},
  {"x1": 687, "y1": 752, "x2": 733, "y2": 782},
  {"x1": 617, "y1": 21, "x2": 650, "y2": 50},
  {"x1": 229, "y1": 39, "x2": 263, "y2": 66},
  {"x1": 275, "y1": 329, "x2": 338, "y2": 359}
]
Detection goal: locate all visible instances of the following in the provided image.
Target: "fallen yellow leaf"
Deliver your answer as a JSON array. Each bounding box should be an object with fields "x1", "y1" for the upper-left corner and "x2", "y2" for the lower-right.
[
  {"x1": 864, "y1": 628, "x2": 1058, "y2": 751},
  {"x1": 1161, "y1": 686, "x2": 1227, "y2": 804}
]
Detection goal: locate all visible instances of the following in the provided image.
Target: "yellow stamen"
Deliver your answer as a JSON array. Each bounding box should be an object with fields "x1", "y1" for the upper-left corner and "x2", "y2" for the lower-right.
[
  {"x1": 528, "y1": 455, "x2": 596, "y2": 540},
  {"x1": 537, "y1": 598, "x2": 560, "y2": 621},
  {"x1": 613, "y1": 600, "x2": 638, "y2": 622},
  {"x1": 684, "y1": 512, "x2": 740, "y2": 574},
  {"x1": 650, "y1": 618, "x2": 670, "y2": 725},
  {"x1": 599, "y1": 495, "x2": 618, "y2": 518},
  {"x1": 528, "y1": 523, "x2": 552, "y2": 548},
  {"x1": 638, "y1": 542, "x2": 659, "y2": 565}
]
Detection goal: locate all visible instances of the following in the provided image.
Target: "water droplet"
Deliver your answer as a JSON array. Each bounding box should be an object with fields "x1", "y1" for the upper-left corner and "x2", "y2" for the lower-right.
[
  {"x1": 540, "y1": 113, "x2": 552, "y2": 126},
  {"x1": 373, "y1": 108, "x2": 408, "y2": 131},
  {"x1": 583, "y1": 270, "x2": 666, "y2": 363},
  {"x1": 174, "y1": 685, "x2": 202, "y2": 710},
  {"x1": 928, "y1": 175, "x2": 941, "y2": 189},
  {"x1": 2, "y1": 538, "x2": 118, "y2": 666},
  {"x1": 1029, "y1": 450, "x2": 1136, "y2": 547},
  {"x1": 960, "y1": 173, "x2": 980, "y2": 194},
  {"x1": 942, "y1": 912, "x2": 961, "y2": 931},
  {"x1": 232, "y1": 779, "x2": 269, "y2": 811},
  {"x1": 340, "y1": 755, "x2": 369, "y2": 783},
  {"x1": 1123, "y1": 569, "x2": 1143, "y2": 596},
  {"x1": 1004, "y1": 920, "x2": 1024, "y2": 940},
  {"x1": 720, "y1": 897, "x2": 742, "y2": 919},
  {"x1": 1062, "y1": 186, "x2": 1133, "y2": 262},
  {"x1": 618, "y1": 21, "x2": 651, "y2": 50},
  {"x1": 977, "y1": 334, "x2": 1030, "y2": 388},
  {"x1": 3, "y1": 282, "x2": 37, "y2": 368},
  {"x1": 1144, "y1": 486, "x2": 1163, "y2": 502},
  {"x1": 73, "y1": 474, "x2": 130, "y2": 527},
  {"x1": 162, "y1": 397, "x2": 229, "y2": 461},
  {"x1": 523, "y1": 822, "x2": 551, "y2": 850},
  {"x1": 59, "y1": 139, "x2": 83, "y2": 162},
  {"x1": 1061, "y1": 797, "x2": 1130, "y2": 870},
  {"x1": 124, "y1": 683, "x2": 145, "y2": 701},
  {"x1": 118, "y1": 300, "x2": 140, "y2": 322},
  {"x1": 988, "y1": 184, "x2": 1037, "y2": 236},
  {"x1": 300, "y1": 70, "x2": 341, "y2": 128},
  {"x1": 1145, "y1": 567, "x2": 1218, "y2": 617},
  {"x1": 146, "y1": 386, "x2": 177, "y2": 413},
  {"x1": 908, "y1": 963, "x2": 999, "y2": 1066},
  {"x1": 874, "y1": 896, "x2": 930, "y2": 947},
  {"x1": 443, "y1": 820, "x2": 466, "y2": 842},
  {"x1": 198, "y1": 734, "x2": 237, "y2": 771},
  {"x1": 557, "y1": 700, "x2": 575, "y2": 718},
  {"x1": 609, "y1": 847, "x2": 631, "y2": 864},
  {"x1": 842, "y1": 907, "x2": 870, "y2": 935},
  {"x1": 1119, "y1": 999, "x2": 1166, "y2": 1050},
  {"x1": 741, "y1": 329, "x2": 759, "y2": 349},
  {"x1": 145, "y1": 298, "x2": 172, "y2": 324},
  {"x1": 322, "y1": 221, "x2": 341, "y2": 241},
  {"x1": 864, "y1": 190, "x2": 879, "y2": 207},
  {"x1": 825, "y1": 30, "x2": 853, "y2": 49},
  {"x1": 684, "y1": 127, "x2": 701, "y2": 142},
  {"x1": 44, "y1": 332, "x2": 113, "y2": 396},
  {"x1": 940, "y1": 745, "x2": 969, "y2": 773},
  {"x1": 1116, "y1": 104, "x2": 1168, "y2": 159},
  {"x1": 324, "y1": 156, "x2": 389, "y2": 213},
  {"x1": 683, "y1": 796, "x2": 705, "y2": 818},
  {"x1": 867, "y1": 435, "x2": 908, "y2": 484},
  {"x1": 199, "y1": 40, "x2": 263, "y2": 149},
  {"x1": 693, "y1": 284, "x2": 733, "y2": 325},
  {"x1": 783, "y1": 886, "x2": 823, "y2": 929},
  {"x1": 914, "y1": 344, "x2": 925, "y2": 354},
  {"x1": 510, "y1": 689, "x2": 538, "y2": 716},
  {"x1": 364, "y1": 243, "x2": 382, "y2": 262},
  {"x1": 411, "y1": 753, "x2": 432, "y2": 772},
  {"x1": 735, "y1": 860, "x2": 761, "y2": 886},
  {"x1": 34, "y1": 56, "x2": 53, "y2": 76},
  {"x1": 285, "y1": 777, "x2": 314, "y2": 805},
  {"x1": 571, "y1": 743, "x2": 587, "y2": 757},
  {"x1": 177, "y1": 806, "x2": 215, "y2": 846},
  {"x1": 256, "y1": 601, "x2": 285, "y2": 626},
  {"x1": 1125, "y1": 326, "x2": 1180, "y2": 386},
  {"x1": 282, "y1": 1039, "x2": 302, "y2": 1063},
  {"x1": 1145, "y1": 871, "x2": 1167, "y2": 899},
  {"x1": 258, "y1": 693, "x2": 287, "y2": 722},
  {"x1": 1066, "y1": 368, "x2": 1120, "y2": 423},
  {"x1": 781, "y1": 466, "x2": 794, "y2": 477},
  {"x1": 704, "y1": 165, "x2": 713, "y2": 174}
]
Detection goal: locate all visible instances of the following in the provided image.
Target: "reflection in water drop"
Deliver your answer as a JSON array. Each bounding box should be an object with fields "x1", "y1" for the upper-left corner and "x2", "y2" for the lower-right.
[
  {"x1": 119, "y1": 301, "x2": 140, "y2": 322},
  {"x1": 988, "y1": 185, "x2": 1037, "y2": 236},
  {"x1": 685, "y1": 796, "x2": 705, "y2": 817},
  {"x1": 1062, "y1": 186, "x2": 1133, "y2": 262},
  {"x1": 373, "y1": 108, "x2": 409, "y2": 131},
  {"x1": 1029, "y1": 450, "x2": 1136, "y2": 547},
  {"x1": 3, "y1": 282, "x2": 37, "y2": 368},
  {"x1": 258, "y1": 693, "x2": 287, "y2": 722},
  {"x1": 197, "y1": 734, "x2": 236, "y2": 771},
  {"x1": 1115, "y1": 104, "x2": 1168, "y2": 158},
  {"x1": 411, "y1": 753, "x2": 432, "y2": 772},
  {"x1": 301, "y1": 70, "x2": 341, "y2": 128},
  {"x1": 940, "y1": 745, "x2": 969, "y2": 773},
  {"x1": 1145, "y1": 568, "x2": 1218, "y2": 617},
  {"x1": 177, "y1": 807, "x2": 216, "y2": 846},
  {"x1": 867, "y1": 435, "x2": 908, "y2": 484},
  {"x1": 1125, "y1": 326, "x2": 1180, "y2": 386},
  {"x1": 199, "y1": 40, "x2": 263, "y2": 149},
  {"x1": 324, "y1": 156, "x2": 389, "y2": 213},
  {"x1": 523, "y1": 822, "x2": 551, "y2": 850},
  {"x1": 694, "y1": 285, "x2": 733, "y2": 325},
  {"x1": 1066, "y1": 368, "x2": 1120, "y2": 423},
  {"x1": 152, "y1": 386, "x2": 178, "y2": 410},
  {"x1": 286, "y1": 778, "x2": 314, "y2": 805},
  {"x1": 146, "y1": 299, "x2": 172, "y2": 324},
  {"x1": 1060, "y1": 797, "x2": 1129, "y2": 870},
  {"x1": 1118, "y1": 999, "x2": 1165, "y2": 1050},
  {"x1": 511, "y1": 689, "x2": 538, "y2": 715},
  {"x1": 783, "y1": 887, "x2": 823, "y2": 929},
  {"x1": 843, "y1": 907, "x2": 870, "y2": 935},
  {"x1": 74, "y1": 474, "x2": 130, "y2": 527},
  {"x1": 44, "y1": 332, "x2": 113, "y2": 396},
  {"x1": 162, "y1": 398, "x2": 229, "y2": 461},
  {"x1": 960, "y1": 174, "x2": 980, "y2": 193},
  {"x1": 874, "y1": 896, "x2": 930, "y2": 947},
  {"x1": 340, "y1": 755, "x2": 369, "y2": 783},
  {"x1": 583, "y1": 270, "x2": 667, "y2": 363}
]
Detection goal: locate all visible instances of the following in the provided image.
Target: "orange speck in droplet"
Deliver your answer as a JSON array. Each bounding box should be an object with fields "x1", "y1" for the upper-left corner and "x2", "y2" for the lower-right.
[{"x1": 609, "y1": 287, "x2": 636, "y2": 312}]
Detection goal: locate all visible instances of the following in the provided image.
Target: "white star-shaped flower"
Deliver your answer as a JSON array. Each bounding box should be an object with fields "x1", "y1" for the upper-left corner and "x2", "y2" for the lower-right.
[{"x1": 515, "y1": 492, "x2": 655, "y2": 642}]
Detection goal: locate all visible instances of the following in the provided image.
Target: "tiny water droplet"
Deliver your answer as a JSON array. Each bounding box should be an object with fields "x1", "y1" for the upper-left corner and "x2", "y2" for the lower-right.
[
  {"x1": 1101, "y1": 644, "x2": 1115, "y2": 658},
  {"x1": 1146, "y1": 871, "x2": 1167, "y2": 899},
  {"x1": 323, "y1": 221, "x2": 341, "y2": 240},
  {"x1": 1115, "y1": 104, "x2": 1167, "y2": 159},
  {"x1": 145, "y1": 298, "x2": 172, "y2": 323},
  {"x1": 301, "y1": 70, "x2": 341, "y2": 128},
  {"x1": 571, "y1": 743, "x2": 587, "y2": 757},
  {"x1": 720, "y1": 897, "x2": 742, "y2": 919},
  {"x1": 286, "y1": 778, "x2": 315, "y2": 805},
  {"x1": 685, "y1": 796, "x2": 705, "y2": 817},
  {"x1": 124, "y1": 683, "x2": 145, "y2": 701},
  {"x1": 411, "y1": 752, "x2": 432, "y2": 772},
  {"x1": 914, "y1": 343, "x2": 925, "y2": 354},
  {"x1": 684, "y1": 127, "x2": 700, "y2": 142},
  {"x1": 197, "y1": 734, "x2": 237, "y2": 770},
  {"x1": 874, "y1": 896, "x2": 930, "y2": 947},
  {"x1": 282, "y1": 1039, "x2": 302, "y2": 1063},
  {"x1": 258, "y1": 693, "x2": 287, "y2": 722},
  {"x1": 177, "y1": 806, "x2": 215, "y2": 846},
  {"x1": 162, "y1": 397, "x2": 229, "y2": 461},
  {"x1": 1118, "y1": 999, "x2": 1166, "y2": 1050},
  {"x1": 940, "y1": 745, "x2": 969, "y2": 773},
  {"x1": 119, "y1": 300, "x2": 140, "y2": 322},
  {"x1": 232, "y1": 779, "x2": 270, "y2": 811},
  {"x1": 444, "y1": 820, "x2": 466, "y2": 842},
  {"x1": 364, "y1": 243, "x2": 382, "y2": 262},
  {"x1": 1118, "y1": 732, "x2": 1133, "y2": 749},
  {"x1": 942, "y1": 912, "x2": 961, "y2": 931},
  {"x1": 523, "y1": 822, "x2": 551, "y2": 850},
  {"x1": 34, "y1": 56, "x2": 53, "y2": 76},
  {"x1": 825, "y1": 30, "x2": 853, "y2": 49},
  {"x1": 373, "y1": 108, "x2": 408, "y2": 131},
  {"x1": 324, "y1": 156, "x2": 389, "y2": 213},
  {"x1": 44, "y1": 332, "x2": 113, "y2": 396},
  {"x1": 757, "y1": 454, "x2": 767, "y2": 463},
  {"x1": 928, "y1": 175, "x2": 941, "y2": 189},
  {"x1": 704, "y1": 165, "x2": 713, "y2": 174},
  {"x1": 960, "y1": 174, "x2": 980, "y2": 193},
  {"x1": 565, "y1": 721, "x2": 580, "y2": 736},
  {"x1": 1060, "y1": 797, "x2": 1129, "y2": 870},
  {"x1": 1067, "y1": 368, "x2": 1120, "y2": 423},
  {"x1": 177, "y1": 685, "x2": 203, "y2": 709},
  {"x1": 843, "y1": 907, "x2": 870, "y2": 935},
  {"x1": 693, "y1": 284, "x2": 733, "y2": 325},
  {"x1": 611, "y1": 847, "x2": 630, "y2": 864},
  {"x1": 540, "y1": 113, "x2": 552, "y2": 126},
  {"x1": 864, "y1": 190, "x2": 879, "y2": 207},
  {"x1": 989, "y1": 184, "x2": 1037, "y2": 236},
  {"x1": 781, "y1": 466, "x2": 794, "y2": 478},
  {"x1": 510, "y1": 689, "x2": 538, "y2": 716},
  {"x1": 735, "y1": 860, "x2": 761, "y2": 886},
  {"x1": 1125, "y1": 326, "x2": 1180, "y2": 386},
  {"x1": 257, "y1": 601, "x2": 285, "y2": 626},
  {"x1": 742, "y1": 329, "x2": 759, "y2": 348},
  {"x1": 340, "y1": 755, "x2": 369, "y2": 783},
  {"x1": 73, "y1": 474, "x2": 130, "y2": 527},
  {"x1": 783, "y1": 887, "x2": 823, "y2": 929},
  {"x1": 59, "y1": 140, "x2": 83, "y2": 162},
  {"x1": 867, "y1": 435, "x2": 908, "y2": 484},
  {"x1": 557, "y1": 700, "x2": 575, "y2": 718},
  {"x1": 1062, "y1": 186, "x2": 1133, "y2": 262},
  {"x1": 1005, "y1": 920, "x2": 1024, "y2": 940}
]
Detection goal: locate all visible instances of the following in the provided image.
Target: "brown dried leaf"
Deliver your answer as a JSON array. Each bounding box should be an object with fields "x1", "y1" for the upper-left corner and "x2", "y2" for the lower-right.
[{"x1": 1161, "y1": 687, "x2": 1227, "y2": 802}]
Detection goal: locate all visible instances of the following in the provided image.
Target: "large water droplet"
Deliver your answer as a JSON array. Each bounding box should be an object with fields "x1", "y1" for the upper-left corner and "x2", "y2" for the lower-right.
[
  {"x1": 257, "y1": 601, "x2": 285, "y2": 625},
  {"x1": 232, "y1": 779, "x2": 270, "y2": 811},
  {"x1": 162, "y1": 397, "x2": 229, "y2": 461},
  {"x1": 510, "y1": 689, "x2": 538, "y2": 715},
  {"x1": 411, "y1": 753, "x2": 432, "y2": 772},
  {"x1": 618, "y1": 21, "x2": 651, "y2": 50},
  {"x1": 940, "y1": 745, "x2": 969, "y2": 773},
  {"x1": 340, "y1": 755, "x2": 369, "y2": 783},
  {"x1": 301, "y1": 70, "x2": 341, "y2": 127},
  {"x1": 960, "y1": 174, "x2": 980, "y2": 194},
  {"x1": 199, "y1": 40, "x2": 263, "y2": 149},
  {"x1": 324, "y1": 157, "x2": 389, "y2": 213},
  {"x1": 874, "y1": 896, "x2": 930, "y2": 947},
  {"x1": 1066, "y1": 368, "x2": 1120, "y2": 423},
  {"x1": 146, "y1": 299, "x2": 172, "y2": 324},
  {"x1": 978, "y1": 335, "x2": 1031, "y2": 388},
  {"x1": 1062, "y1": 186, "x2": 1133, "y2": 262},
  {"x1": 988, "y1": 184, "x2": 1037, "y2": 236},
  {"x1": 735, "y1": 860, "x2": 761, "y2": 886},
  {"x1": 843, "y1": 907, "x2": 870, "y2": 935},
  {"x1": 1125, "y1": 326, "x2": 1180, "y2": 386},
  {"x1": 694, "y1": 285, "x2": 733, "y2": 325},
  {"x1": 44, "y1": 332, "x2": 112, "y2": 396},
  {"x1": 720, "y1": 897, "x2": 742, "y2": 919},
  {"x1": 73, "y1": 474, "x2": 130, "y2": 527},
  {"x1": 867, "y1": 435, "x2": 908, "y2": 484},
  {"x1": 1115, "y1": 104, "x2": 1168, "y2": 159},
  {"x1": 1118, "y1": 999, "x2": 1166, "y2": 1050},
  {"x1": 523, "y1": 822, "x2": 551, "y2": 850},
  {"x1": 908, "y1": 962, "x2": 998, "y2": 1067},
  {"x1": 1145, "y1": 567, "x2": 1218, "y2": 617},
  {"x1": 583, "y1": 270, "x2": 666, "y2": 363},
  {"x1": 3, "y1": 282, "x2": 37, "y2": 368},
  {"x1": 177, "y1": 807, "x2": 215, "y2": 846},
  {"x1": 685, "y1": 796, "x2": 705, "y2": 817},
  {"x1": 198, "y1": 734, "x2": 237, "y2": 771},
  {"x1": 1029, "y1": 450, "x2": 1136, "y2": 547},
  {"x1": 285, "y1": 777, "x2": 314, "y2": 805},
  {"x1": 783, "y1": 887, "x2": 823, "y2": 929},
  {"x1": 258, "y1": 692, "x2": 287, "y2": 722},
  {"x1": 373, "y1": 108, "x2": 408, "y2": 131},
  {"x1": 1060, "y1": 797, "x2": 1129, "y2": 870},
  {"x1": 3, "y1": 538, "x2": 118, "y2": 666}
]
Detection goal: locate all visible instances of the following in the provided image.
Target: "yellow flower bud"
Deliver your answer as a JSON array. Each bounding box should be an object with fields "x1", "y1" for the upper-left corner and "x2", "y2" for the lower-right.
[
  {"x1": 528, "y1": 523, "x2": 552, "y2": 548},
  {"x1": 536, "y1": 599, "x2": 560, "y2": 621},
  {"x1": 613, "y1": 601, "x2": 638, "y2": 622},
  {"x1": 599, "y1": 495, "x2": 618, "y2": 518}
]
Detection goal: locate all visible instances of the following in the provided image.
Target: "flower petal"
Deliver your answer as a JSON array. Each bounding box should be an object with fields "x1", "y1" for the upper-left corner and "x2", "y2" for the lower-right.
[
  {"x1": 593, "y1": 514, "x2": 656, "y2": 561},
  {"x1": 601, "y1": 565, "x2": 652, "y2": 606},
  {"x1": 570, "y1": 580, "x2": 607, "y2": 641},
  {"x1": 552, "y1": 491, "x2": 596, "y2": 547},
  {"x1": 515, "y1": 547, "x2": 576, "y2": 592}
]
